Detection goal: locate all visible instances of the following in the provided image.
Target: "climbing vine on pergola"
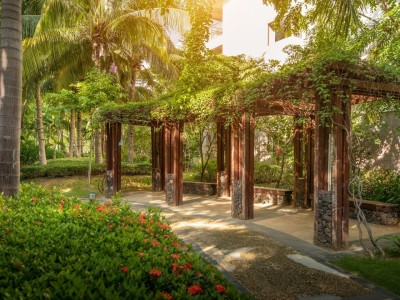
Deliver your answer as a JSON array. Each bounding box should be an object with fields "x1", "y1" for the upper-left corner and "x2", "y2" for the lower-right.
[{"x1": 97, "y1": 54, "x2": 400, "y2": 250}]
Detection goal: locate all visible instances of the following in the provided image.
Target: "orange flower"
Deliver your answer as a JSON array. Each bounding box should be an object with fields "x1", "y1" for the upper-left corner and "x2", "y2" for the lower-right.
[
  {"x1": 215, "y1": 285, "x2": 226, "y2": 294},
  {"x1": 121, "y1": 266, "x2": 129, "y2": 273},
  {"x1": 149, "y1": 269, "x2": 162, "y2": 280},
  {"x1": 187, "y1": 285, "x2": 203, "y2": 295},
  {"x1": 138, "y1": 252, "x2": 144, "y2": 257},
  {"x1": 31, "y1": 197, "x2": 38, "y2": 201},
  {"x1": 151, "y1": 240, "x2": 160, "y2": 247}
]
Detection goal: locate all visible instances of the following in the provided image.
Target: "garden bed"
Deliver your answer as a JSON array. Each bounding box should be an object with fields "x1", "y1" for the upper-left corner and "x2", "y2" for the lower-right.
[{"x1": 349, "y1": 199, "x2": 399, "y2": 225}]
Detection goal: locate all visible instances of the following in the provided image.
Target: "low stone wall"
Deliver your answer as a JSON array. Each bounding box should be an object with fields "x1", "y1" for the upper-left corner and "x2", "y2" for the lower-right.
[
  {"x1": 183, "y1": 182, "x2": 217, "y2": 196},
  {"x1": 349, "y1": 199, "x2": 399, "y2": 225},
  {"x1": 254, "y1": 187, "x2": 292, "y2": 206},
  {"x1": 182, "y1": 182, "x2": 293, "y2": 206}
]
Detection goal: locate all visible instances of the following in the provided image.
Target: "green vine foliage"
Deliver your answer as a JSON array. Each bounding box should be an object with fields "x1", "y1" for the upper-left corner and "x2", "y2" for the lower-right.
[{"x1": 98, "y1": 37, "x2": 400, "y2": 128}]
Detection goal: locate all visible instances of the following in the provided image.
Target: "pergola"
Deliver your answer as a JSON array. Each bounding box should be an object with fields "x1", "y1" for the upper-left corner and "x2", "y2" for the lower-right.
[{"x1": 100, "y1": 61, "x2": 400, "y2": 249}]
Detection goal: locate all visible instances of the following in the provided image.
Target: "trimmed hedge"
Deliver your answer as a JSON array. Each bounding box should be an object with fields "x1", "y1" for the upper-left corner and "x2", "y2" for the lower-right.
[{"x1": 21, "y1": 159, "x2": 151, "y2": 180}]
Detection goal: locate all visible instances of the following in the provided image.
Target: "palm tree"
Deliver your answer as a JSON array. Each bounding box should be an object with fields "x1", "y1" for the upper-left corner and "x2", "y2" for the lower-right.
[
  {"x1": 23, "y1": 0, "x2": 189, "y2": 163},
  {"x1": 0, "y1": 0, "x2": 23, "y2": 196},
  {"x1": 263, "y1": 0, "x2": 394, "y2": 38}
]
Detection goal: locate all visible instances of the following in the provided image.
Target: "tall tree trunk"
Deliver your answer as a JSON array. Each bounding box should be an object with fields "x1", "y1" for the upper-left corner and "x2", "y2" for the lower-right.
[
  {"x1": 35, "y1": 81, "x2": 47, "y2": 165},
  {"x1": 59, "y1": 110, "x2": 65, "y2": 152},
  {"x1": 94, "y1": 128, "x2": 103, "y2": 164},
  {"x1": 77, "y1": 111, "x2": 82, "y2": 158},
  {"x1": 0, "y1": 0, "x2": 23, "y2": 196},
  {"x1": 127, "y1": 125, "x2": 134, "y2": 162},
  {"x1": 69, "y1": 110, "x2": 77, "y2": 157},
  {"x1": 127, "y1": 62, "x2": 139, "y2": 163}
]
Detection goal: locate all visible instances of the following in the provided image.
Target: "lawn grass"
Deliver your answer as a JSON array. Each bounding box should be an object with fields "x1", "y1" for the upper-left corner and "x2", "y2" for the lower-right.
[
  {"x1": 24, "y1": 175, "x2": 152, "y2": 198},
  {"x1": 333, "y1": 254, "x2": 400, "y2": 295}
]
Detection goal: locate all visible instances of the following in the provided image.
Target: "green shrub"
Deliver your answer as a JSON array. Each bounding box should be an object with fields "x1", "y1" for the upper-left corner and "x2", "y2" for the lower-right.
[
  {"x1": 21, "y1": 140, "x2": 65, "y2": 165},
  {"x1": 0, "y1": 184, "x2": 250, "y2": 299},
  {"x1": 254, "y1": 162, "x2": 281, "y2": 185},
  {"x1": 353, "y1": 167, "x2": 400, "y2": 204},
  {"x1": 21, "y1": 158, "x2": 151, "y2": 180},
  {"x1": 187, "y1": 160, "x2": 217, "y2": 182}
]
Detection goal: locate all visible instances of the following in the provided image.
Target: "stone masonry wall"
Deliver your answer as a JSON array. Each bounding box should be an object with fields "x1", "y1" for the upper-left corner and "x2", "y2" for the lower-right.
[
  {"x1": 315, "y1": 191, "x2": 333, "y2": 248},
  {"x1": 349, "y1": 199, "x2": 399, "y2": 225},
  {"x1": 183, "y1": 182, "x2": 217, "y2": 196}
]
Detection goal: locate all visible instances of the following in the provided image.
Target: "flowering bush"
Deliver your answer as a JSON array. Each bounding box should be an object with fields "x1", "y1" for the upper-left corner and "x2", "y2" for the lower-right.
[{"x1": 0, "y1": 184, "x2": 251, "y2": 299}]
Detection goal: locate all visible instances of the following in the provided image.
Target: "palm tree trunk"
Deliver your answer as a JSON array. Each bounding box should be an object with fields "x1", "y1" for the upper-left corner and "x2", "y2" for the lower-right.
[
  {"x1": 94, "y1": 128, "x2": 103, "y2": 164},
  {"x1": 77, "y1": 111, "x2": 82, "y2": 158},
  {"x1": 35, "y1": 81, "x2": 47, "y2": 165},
  {"x1": 0, "y1": 0, "x2": 23, "y2": 196},
  {"x1": 69, "y1": 110, "x2": 77, "y2": 157}
]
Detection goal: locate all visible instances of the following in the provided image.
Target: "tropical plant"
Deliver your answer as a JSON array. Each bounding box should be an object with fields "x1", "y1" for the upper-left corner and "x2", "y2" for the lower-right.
[{"x1": 0, "y1": 0, "x2": 23, "y2": 196}]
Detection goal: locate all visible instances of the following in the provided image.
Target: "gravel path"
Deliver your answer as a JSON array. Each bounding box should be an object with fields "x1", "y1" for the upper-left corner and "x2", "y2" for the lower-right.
[{"x1": 166, "y1": 214, "x2": 371, "y2": 300}]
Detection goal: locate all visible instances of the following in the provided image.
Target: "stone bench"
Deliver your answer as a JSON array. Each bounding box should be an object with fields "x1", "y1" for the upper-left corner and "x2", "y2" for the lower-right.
[
  {"x1": 254, "y1": 187, "x2": 292, "y2": 206},
  {"x1": 349, "y1": 199, "x2": 399, "y2": 225},
  {"x1": 183, "y1": 181, "x2": 217, "y2": 196}
]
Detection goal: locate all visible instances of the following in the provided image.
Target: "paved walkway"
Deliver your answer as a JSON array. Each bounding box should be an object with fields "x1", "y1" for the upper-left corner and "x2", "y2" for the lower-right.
[{"x1": 98, "y1": 191, "x2": 400, "y2": 299}]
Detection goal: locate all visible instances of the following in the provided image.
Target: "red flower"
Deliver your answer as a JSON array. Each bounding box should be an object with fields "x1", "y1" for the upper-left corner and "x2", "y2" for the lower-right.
[
  {"x1": 97, "y1": 205, "x2": 104, "y2": 212},
  {"x1": 160, "y1": 224, "x2": 169, "y2": 229},
  {"x1": 163, "y1": 234, "x2": 170, "y2": 239},
  {"x1": 160, "y1": 291, "x2": 172, "y2": 300},
  {"x1": 171, "y1": 253, "x2": 180, "y2": 260},
  {"x1": 183, "y1": 262, "x2": 192, "y2": 270},
  {"x1": 138, "y1": 252, "x2": 144, "y2": 257},
  {"x1": 149, "y1": 269, "x2": 162, "y2": 280},
  {"x1": 121, "y1": 266, "x2": 129, "y2": 273},
  {"x1": 151, "y1": 240, "x2": 160, "y2": 246},
  {"x1": 187, "y1": 285, "x2": 203, "y2": 295},
  {"x1": 215, "y1": 285, "x2": 226, "y2": 294},
  {"x1": 31, "y1": 197, "x2": 38, "y2": 201},
  {"x1": 108, "y1": 224, "x2": 113, "y2": 229}
]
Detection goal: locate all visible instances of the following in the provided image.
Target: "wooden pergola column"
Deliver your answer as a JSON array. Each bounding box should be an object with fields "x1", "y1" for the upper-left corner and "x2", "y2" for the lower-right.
[
  {"x1": 151, "y1": 123, "x2": 165, "y2": 192},
  {"x1": 216, "y1": 122, "x2": 231, "y2": 197},
  {"x1": 105, "y1": 122, "x2": 121, "y2": 197},
  {"x1": 293, "y1": 116, "x2": 304, "y2": 207},
  {"x1": 231, "y1": 114, "x2": 255, "y2": 220},
  {"x1": 314, "y1": 90, "x2": 351, "y2": 249},
  {"x1": 164, "y1": 121, "x2": 184, "y2": 206},
  {"x1": 304, "y1": 117, "x2": 314, "y2": 208}
]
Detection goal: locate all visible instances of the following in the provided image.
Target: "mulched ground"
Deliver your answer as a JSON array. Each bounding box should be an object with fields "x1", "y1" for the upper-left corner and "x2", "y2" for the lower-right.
[{"x1": 167, "y1": 214, "x2": 371, "y2": 300}]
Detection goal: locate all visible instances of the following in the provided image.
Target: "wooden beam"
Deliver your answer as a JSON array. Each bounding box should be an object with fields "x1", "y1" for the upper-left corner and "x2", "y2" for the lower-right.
[
  {"x1": 164, "y1": 121, "x2": 183, "y2": 206},
  {"x1": 293, "y1": 116, "x2": 304, "y2": 207},
  {"x1": 105, "y1": 123, "x2": 113, "y2": 198},
  {"x1": 231, "y1": 114, "x2": 255, "y2": 220},
  {"x1": 304, "y1": 118, "x2": 314, "y2": 208},
  {"x1": 112, "y1": 122, "x2": 122, "y2": 193},
  {"x1": 332, "y1": 91, "x2": 350, "y2": 248},
  {"x1": 151, "y1": 123, "x2": 164, "y2": 191}
]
